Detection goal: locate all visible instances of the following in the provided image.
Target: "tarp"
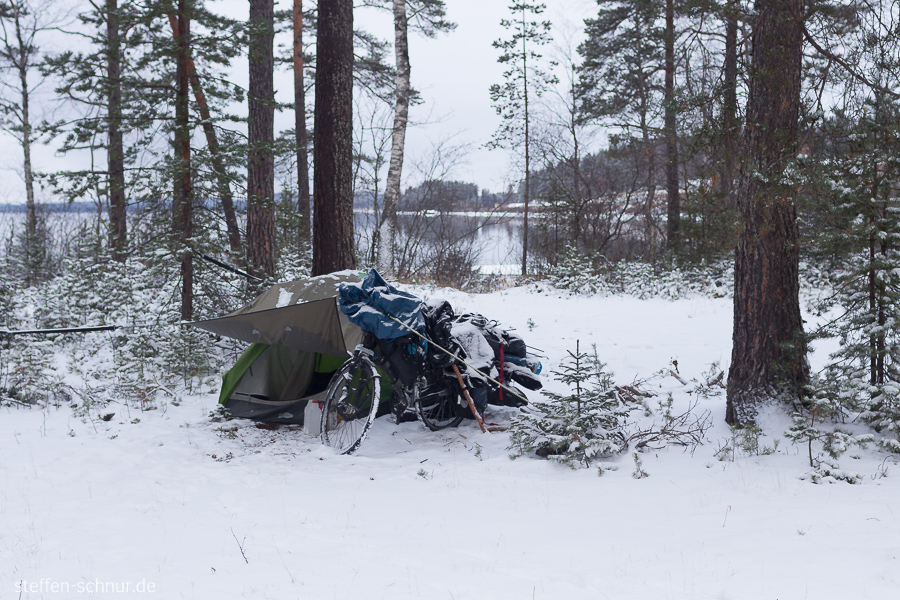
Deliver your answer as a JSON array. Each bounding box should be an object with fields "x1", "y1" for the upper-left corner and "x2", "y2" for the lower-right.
[
  {"x1": 338, "y1": 269, "x2": 425, "y2": 340},
  {"x1": 191, "y1": 270, "x2": 364, "y2": 355}
]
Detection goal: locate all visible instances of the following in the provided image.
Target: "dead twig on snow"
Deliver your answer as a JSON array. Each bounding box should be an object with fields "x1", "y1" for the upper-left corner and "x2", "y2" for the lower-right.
[
  {"x1": 231, "y1": 528, "x2": 249, "y2": 564},
  {"x1": 621, "y1": 402, "x2": 712, "y2": 452}
]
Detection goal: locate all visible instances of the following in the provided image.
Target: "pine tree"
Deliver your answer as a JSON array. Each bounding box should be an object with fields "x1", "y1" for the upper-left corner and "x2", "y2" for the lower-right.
[
  {"x1": 579, "y1": 0, "x2": 664, "y2": 261},
  {"x1": 488, "y1": 1, "x2": 556, "y2": 277},
  {"x1": 816, "y1": 94, "x2": 900, "y2": 444},
  {"x1": 247, "y1": 0, "x2": 276, "y2": 281},
  {"x1": 509, "y1": 341, "x2": 629, "y2": 468},
  {"x1": 292, "y1": 0, "x2": 311, "y2": 248},
  {"x1": 312, "y1": 0, "x2": 356, "y2": 275},
  {"x1": 44, "y1": 0, "x2": 246, "y2": 267},
  {"x1": 0, "y1": 0, "x2": 63, "y2": 284},
  {"x1": 726, "y1": 0, "x2": 807, "y2": 426}
]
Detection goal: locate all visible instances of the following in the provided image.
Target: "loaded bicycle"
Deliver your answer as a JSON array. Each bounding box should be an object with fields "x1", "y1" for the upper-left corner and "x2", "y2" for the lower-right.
[{"x1": 319, "y1": 274, "x2": 542, "y2": 455}]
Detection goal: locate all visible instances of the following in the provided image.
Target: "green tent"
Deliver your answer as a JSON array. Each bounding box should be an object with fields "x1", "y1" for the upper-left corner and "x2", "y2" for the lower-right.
[{"x1": 191, "y1": 271, "x2": 390, "y2": 424}]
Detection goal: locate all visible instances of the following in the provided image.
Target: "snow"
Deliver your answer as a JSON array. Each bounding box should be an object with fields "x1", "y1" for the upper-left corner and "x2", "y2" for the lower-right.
[
  {"x1": 3, "y1": 285, "x2": 899, "y2": 599},
  {"x1": 275, "y1": 287, "x2": 293, "y2": 308},
  {"x1": 450, "y1": 320, "x2": 495, "y2": 372}
]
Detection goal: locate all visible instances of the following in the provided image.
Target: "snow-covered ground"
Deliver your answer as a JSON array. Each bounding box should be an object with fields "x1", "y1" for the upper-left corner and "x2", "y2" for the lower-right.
[{"x1": 3, "y1": 285, "x2": 898, "y2": 599}]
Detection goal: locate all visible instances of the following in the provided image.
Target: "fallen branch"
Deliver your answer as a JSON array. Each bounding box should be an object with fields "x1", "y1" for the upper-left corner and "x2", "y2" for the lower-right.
[
  {"x1": 706, "y1": 371, "x2": 725, "y2": 388},
  {"x1": 669, "y1": 370, "x2": 688, "y2": 386},
  {"x1": 616, "y1": 385, "x2": 655, "y2": 404},
  {"x1": 621, "y1": 403, "x2": 712, "y2": 452}
]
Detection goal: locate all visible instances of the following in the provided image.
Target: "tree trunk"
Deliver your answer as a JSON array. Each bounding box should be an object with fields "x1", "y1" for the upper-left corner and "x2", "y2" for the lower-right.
[
  {"x1": 521, "y1": 3, "x2": 531, "y2": 277},
  {"x1": 174, "y1": 2, "x2": 193, "y2": 321},
  {"x1": 165, "y1": 12, "x2": 242, "y2": 263},
  {"x1": 571, "y1": 110, "x2": 582, "y2": 251},
  {"x1": 635, "y1": 11, "x2": 656, "y2": 261},
  {"x1": 293, "y1": 0, "x2": 311, "y2": 247},
  {"x1": 108, "y1": 0, "x2": 127, "y2": 262},
  {"x1": 721, "y1": 0, "x2": 739, "y2": 208},
  {"x1": 869, "y1": 226, "x2": 877, "y2": 384},
  {"x1": 11, "y1": 2, "x2": 36, "y2": 280},
  {"x1": 247, "y1": 0, "x2": 276, "y2": 279},
  {"x1": 312, "y1": 0, "x2": 355, "y2": 276},
  {"x1": 377, "y1": 0, "x2": 410, "y2": 275},
  {"x1": 726, "y1": 0, "x2": 807, "y2": 426},
  {"x1": 664, "y1": 0, "x2": 679, "y2": 252}
]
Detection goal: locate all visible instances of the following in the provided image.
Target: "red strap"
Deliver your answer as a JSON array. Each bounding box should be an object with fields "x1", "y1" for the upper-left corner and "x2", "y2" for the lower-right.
[{"x1": 499, "y1": 343, "x2": 505, "y2": 404}]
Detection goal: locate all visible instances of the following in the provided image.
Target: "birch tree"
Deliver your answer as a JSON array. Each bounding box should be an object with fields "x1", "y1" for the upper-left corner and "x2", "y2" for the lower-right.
[{"x1": 375, "y1": 0, "x2": 453, "y2": 275}]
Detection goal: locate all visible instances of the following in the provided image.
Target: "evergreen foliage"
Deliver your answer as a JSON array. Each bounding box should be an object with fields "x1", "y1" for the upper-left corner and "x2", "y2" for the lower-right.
[
  {"x1": 0, "y1": 216, "x2": 244, "y2": 408},
  {"x1": 509, "y1": 341, "x2": 629, "y2": 468},
  {"x1": 548, "y1": 245, "x2": 733, "y2": 300},
  {"x1": 548, "y1": 244, "x2": 610, "y2": 296},
  {"x1": 813, "y1": 94, "x2": 900, "y2": 445},
  {"x1": 8, "y1": 208, "x2": 51, "y2": 285}
]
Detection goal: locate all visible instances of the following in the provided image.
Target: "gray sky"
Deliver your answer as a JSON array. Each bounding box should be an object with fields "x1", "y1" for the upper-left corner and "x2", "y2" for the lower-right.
[{"x1": 0, "y1": 0, "x2": 597, "y2": 204}]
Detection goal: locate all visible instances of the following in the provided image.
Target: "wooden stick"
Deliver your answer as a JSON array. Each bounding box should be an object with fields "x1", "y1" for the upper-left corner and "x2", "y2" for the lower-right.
[
  {"x1": 669, "y1": 370, "x2": 688, "y2": 385},
  {"x1": 452, "y1": 364, "x2": 487, "y2": 434}
]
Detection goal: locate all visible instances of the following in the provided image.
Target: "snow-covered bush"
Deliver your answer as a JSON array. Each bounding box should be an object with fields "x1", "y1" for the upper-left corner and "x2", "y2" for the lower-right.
[
  {"x1": 610, "y1": 260, "x2": 733, "y2": 299},
  {"x1": 547, "y1": 246, "x2": 733, "y2": 300},
  {"x1": 508, "y1": 341, "x2": 630, "y2": 468},
  {"x1": 548, "y1": 245, "x2": 611, "y2": 296}
]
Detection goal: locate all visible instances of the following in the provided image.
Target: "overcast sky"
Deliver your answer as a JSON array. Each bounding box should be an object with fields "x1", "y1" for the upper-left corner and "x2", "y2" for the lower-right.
[{"x1": 0, "y1": 0, "x2": 597, "y2": 204}]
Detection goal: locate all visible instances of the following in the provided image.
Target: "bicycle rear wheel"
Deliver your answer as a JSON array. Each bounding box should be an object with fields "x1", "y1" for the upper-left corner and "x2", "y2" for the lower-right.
[
  {"x1": 416, "y1": 378, "x2": 464, "y2": 431},
  {"x1": 320, "y1": 355, "x2": 381, "y2": 455}
]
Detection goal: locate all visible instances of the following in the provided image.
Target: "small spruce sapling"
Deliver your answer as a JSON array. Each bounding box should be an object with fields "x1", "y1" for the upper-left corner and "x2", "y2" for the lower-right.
[
  {"x1": 785, "y1": 392, "x2": 873, "y2": 483},
  {"x1": 508, "y1": 340, "x2": 629, "y2": 468},
  {"x1": 631, "y1": 451, "x2": 648, "y2": 479}
]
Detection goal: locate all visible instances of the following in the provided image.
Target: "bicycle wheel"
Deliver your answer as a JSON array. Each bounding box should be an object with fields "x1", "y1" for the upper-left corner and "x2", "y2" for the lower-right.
[
  {"x1": 416, "y1": 377, "x2": 465, "y2": 431},
  {"x1": 320, "y1": 355, "x2": 381, "y2": 455}
]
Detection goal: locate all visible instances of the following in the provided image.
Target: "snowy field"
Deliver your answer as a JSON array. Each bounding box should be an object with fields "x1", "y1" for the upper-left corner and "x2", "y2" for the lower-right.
[{"x1": 3, "y1": 285, "x2": 899, "y2": 599}]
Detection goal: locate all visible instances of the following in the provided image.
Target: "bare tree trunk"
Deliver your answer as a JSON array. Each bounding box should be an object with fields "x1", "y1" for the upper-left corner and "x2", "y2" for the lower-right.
[
  {"x1": 721, "y1": 0, "x2": 739, "y2": 208},
  {"x1": 571, "y1": 115, "x2": 582, "y2": 250},
  {"x1": 377, "y1": 0, "x2": 410, "y2": 275},
  {"x1": 20, "y1": 60, "x2": 34, "y2": 229},
  {"x1": 312, "y1": 0, "x2": 355, "y2": 276},
  {"x1": 108, "y1": 0, "x2": 127, "y2": 261},
  {"x1": 293, "y1": 0, "x2": 311, "y2": 247},
  {"x1": 635, "y1": 11, "x2": 656, "y2": 261},
  {"x1": 247, "y1": 0, "x2": 276, "y2": 279},
  {"x1": 521, "y1": 3, "x2": 531, "y2": 277},
  {"x1": 639, "y1": 92, "x2": 656, "y2": 260},
  {"x1": 164, "y1": 11, "x2": 242, "y2": 262},
  {"x1": 726, "y1": 0, "x2": 807, "y2": 426},
  {"x1": 9, "y1": 2, "x2": 36, "y2": 262},
  {"x1": 174, "y1": 2, "x2": 193, "y2": 321},
  {"x1": 869, "y1": 225, "x2": 877, "y2": 384},
  {"x1": 664, "y1": 0, "x2": 679, "y2": 252}
]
